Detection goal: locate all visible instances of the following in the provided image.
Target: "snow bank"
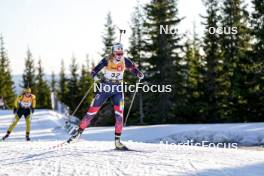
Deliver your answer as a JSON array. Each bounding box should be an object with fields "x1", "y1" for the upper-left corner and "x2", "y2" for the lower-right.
[
  {"x1": 1, "y1": 110, "x2": 264, "y2": 146},
  {"x1": 0, "y1": 110, "x2": 68, "y2": 141},
  {"x1": 147, "y1": 123, "x2": 264, "y2": 146}
]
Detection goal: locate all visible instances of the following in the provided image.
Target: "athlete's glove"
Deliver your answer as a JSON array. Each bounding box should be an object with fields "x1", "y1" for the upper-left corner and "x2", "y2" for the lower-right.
[
  {"x1": 137, "y1": 72, "x2": 144, "y2": 80},
  {"x1": 31, "y1": 108, "x2": 35, "y2": 114},
  {"x1": 13, "y1": 108, "x2": 17, "y2": 114},
  {"x1": 93, "y1": 75, "x2": 100, "y2": 82}
]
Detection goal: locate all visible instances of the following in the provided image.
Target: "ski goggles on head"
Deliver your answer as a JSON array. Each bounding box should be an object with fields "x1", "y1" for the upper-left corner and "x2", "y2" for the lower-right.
[{"x1": 114, "y1": 52, "x2": 123, "y2": 56}]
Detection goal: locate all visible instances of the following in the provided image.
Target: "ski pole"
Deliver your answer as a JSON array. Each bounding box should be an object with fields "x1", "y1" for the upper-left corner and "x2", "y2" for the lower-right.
[
  {"x1": 124, "y1": 79, "x2": 141, "y2": 127},
  {"x1": 71, "y1": 82, "x2": 94, "y2": 117}
]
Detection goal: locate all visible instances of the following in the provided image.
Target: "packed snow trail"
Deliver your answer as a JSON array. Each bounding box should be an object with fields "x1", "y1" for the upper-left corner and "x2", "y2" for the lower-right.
[
  {"x1": 1, "y1": 141, "x2": 264, "y2": 176},
  {"x1": 1, "y1": 110, "x2": 264, "y2": 176}
]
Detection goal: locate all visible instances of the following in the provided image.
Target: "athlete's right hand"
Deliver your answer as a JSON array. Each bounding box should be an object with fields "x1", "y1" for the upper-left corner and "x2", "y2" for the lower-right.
[{"x1": 13, "y1": 108, "x2": 17, "y2": 114}]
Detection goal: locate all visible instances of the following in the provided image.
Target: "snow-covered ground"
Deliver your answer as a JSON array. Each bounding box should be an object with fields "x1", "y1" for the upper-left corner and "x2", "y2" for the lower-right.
[{"x1": 0, "y1": 110, "x2": 264, "y2": 176}]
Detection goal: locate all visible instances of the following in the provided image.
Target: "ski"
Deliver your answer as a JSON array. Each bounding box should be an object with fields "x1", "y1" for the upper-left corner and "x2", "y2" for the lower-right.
[
  {"x1": 50, "y1": 141, "x2": 68, "y2": 150},
  {"x1": 112, "y1": 148, "x2": 144, "y2": 152},
  {"x1": 49, "y1": 136, "x2": 78, "y2": 150},
  {"x1": 50, "y1": 137, "x2": 81, "y2": 150},
  {"x1": 115, "y1": 147, "x2": 130, "y2": 151}
]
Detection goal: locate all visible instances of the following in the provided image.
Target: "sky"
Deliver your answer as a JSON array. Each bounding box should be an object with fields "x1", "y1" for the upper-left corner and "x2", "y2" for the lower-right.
[{"x1": 0, "y1": 0, "x2": 250, "y2": 75}]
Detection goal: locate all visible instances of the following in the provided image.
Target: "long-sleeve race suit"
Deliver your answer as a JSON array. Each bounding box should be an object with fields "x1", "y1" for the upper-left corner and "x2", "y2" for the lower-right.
[{"x1": 79, "y1": 57, "x2": 141, "y2": 135}]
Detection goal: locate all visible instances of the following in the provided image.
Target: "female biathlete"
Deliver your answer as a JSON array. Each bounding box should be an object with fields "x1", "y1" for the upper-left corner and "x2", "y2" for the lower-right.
[
  {"x1": 68, "y1": 43, "x2": 144, "y2": 150},
  {"x1": 2, "y1": 88, "x2": 36, "y2": 141}
]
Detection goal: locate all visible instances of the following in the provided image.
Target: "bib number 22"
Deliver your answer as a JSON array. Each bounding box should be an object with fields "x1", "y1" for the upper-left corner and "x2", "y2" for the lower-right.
[{"x1": 111, "y1": 73, "x2": 121, "y2": 79}]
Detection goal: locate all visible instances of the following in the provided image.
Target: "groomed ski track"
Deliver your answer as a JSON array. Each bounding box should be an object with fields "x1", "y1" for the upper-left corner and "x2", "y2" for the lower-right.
[{"x1": 0, "y1": 110, "x2": 264, "y2": 176}]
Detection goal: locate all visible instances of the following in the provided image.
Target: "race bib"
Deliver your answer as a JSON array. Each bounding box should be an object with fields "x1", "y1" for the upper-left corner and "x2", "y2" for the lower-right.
[
  {"x1": 104, "y1": 71, "x2": 124, "y2": 81},
  {"x1": 20, "y1": 101, "x2": 32, "y2": 108},
  {"x1": 104, "y1": 58, "x2": 125, "y2": 81}
]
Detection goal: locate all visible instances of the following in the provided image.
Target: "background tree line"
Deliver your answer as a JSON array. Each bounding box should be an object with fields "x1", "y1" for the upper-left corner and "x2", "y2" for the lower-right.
[
  {"x1": 0, "y1": 0, "x2": 263, "y2": 125},
  {"x1": 127, "y1": 0, "x2": 263, "y2": 124}
]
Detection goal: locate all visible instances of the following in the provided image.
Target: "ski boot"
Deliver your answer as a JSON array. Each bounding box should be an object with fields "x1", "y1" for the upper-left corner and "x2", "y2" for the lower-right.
[
  {"x1": 26, "y1": 136, "x2": 30, "y2": 141},
  {"x1": 67, "y1": 128, "x2": 83, "y2": 143},
  {"x1": 115, "y1": 134, "x2": 128, "y2": 151},
  {"x1": 26, "y1": 132, "x2": 30, "y2": 141},
  {"x1": 2, "y1": 131, "x2": 10, "y2": 141}
]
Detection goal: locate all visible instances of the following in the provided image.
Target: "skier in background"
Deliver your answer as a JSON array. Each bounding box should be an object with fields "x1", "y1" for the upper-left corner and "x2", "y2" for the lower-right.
[
  {"x1": 68, "y1": 43, "x2": 144, "y2": 150},
  {"x1": 2, "y1": 88, "x2": 36, "y2": 141},
  {"x1": 0, "y1": 96, "x2": 5, "y2": 109}
]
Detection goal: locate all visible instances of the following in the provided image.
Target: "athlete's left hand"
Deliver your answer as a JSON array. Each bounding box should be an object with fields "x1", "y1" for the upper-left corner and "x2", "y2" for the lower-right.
[
  {"x1": 93, "y1": 75, "x2": 100, "y2": 82},
  {"x1": 31, "y1": 108, "x2": 35, "y2": 114}
]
